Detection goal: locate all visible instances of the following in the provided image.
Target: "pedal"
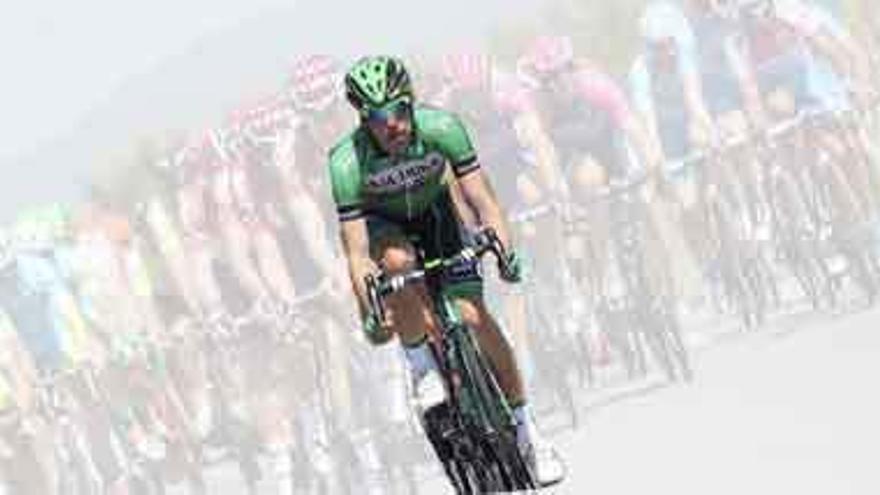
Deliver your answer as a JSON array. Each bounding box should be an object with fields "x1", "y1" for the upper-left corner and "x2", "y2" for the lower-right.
[
  {"x1": 420, "y1": 400, "x2": 452, "y2": 435},
  {"x1": 420, "y1": 401, "x2": 459, "y2": 459}
]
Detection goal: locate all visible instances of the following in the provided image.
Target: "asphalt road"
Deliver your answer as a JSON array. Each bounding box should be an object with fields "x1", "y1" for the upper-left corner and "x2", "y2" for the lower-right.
[
  {"x1": 525, "y1": 307, "x2": 880, "y2": 495},
  {"x1": 145, "y1": 304, "x2": 880, "y2": 494}
]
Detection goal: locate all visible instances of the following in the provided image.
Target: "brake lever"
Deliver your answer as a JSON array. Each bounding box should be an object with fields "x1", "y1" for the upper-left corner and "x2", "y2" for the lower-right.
[{"x1": 365, "y1": 273, "x2": 386, "y2": 325}]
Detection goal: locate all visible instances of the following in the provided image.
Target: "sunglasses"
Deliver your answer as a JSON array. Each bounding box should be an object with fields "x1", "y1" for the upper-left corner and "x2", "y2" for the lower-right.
[{"x1": 364, "y1": 98, "x2": 413, "y2": 126}]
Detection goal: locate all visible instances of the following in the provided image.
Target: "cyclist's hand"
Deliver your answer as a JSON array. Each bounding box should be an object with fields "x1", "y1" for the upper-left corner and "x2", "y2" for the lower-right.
[
  {"x1": 363, "y1": 310, "x2": 394, "y2": 345},
  {"x1": 498, "y1": 250, "x2": 524, "y2": 283}
]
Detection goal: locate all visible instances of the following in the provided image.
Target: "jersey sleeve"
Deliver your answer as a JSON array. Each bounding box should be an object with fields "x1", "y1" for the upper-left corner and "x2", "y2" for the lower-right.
[
  {"x1": 417, "y1": 108, "x2": 480, "y2": 178},
  {"x1": 327, "y1": 137, "x2": 365, "y2": 222}
]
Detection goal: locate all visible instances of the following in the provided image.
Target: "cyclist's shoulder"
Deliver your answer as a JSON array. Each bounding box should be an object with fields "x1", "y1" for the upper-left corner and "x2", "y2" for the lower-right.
[
  {"x1": 414, "y1": 104, "x2": 465, "y2": 128},
  {"x1": 413, "y1": 105, "x2": 472, "y2": 144},
  {"x1": 327, "y1": 129, "x2": 367, "y2": 177},
  {"x1": 568, "y1": 62, "x2": 631, "y2": 121},
  {"x1": 493, "y1": 71, "x2": 535, "y2": 115},
  {"x1": 414, "y1": 105, "x2": 477, "y2": 162}
]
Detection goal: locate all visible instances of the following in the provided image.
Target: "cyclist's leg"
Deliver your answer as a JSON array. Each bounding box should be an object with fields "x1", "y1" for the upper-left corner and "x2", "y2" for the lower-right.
[
  {"x1": 369, "y1": 233, "x2": 440, "y2": 347},
  {"x1": 251, "y1": 216, "x2": 300, "y2": 304},
  {"x1": 565, "y1": 154, "x2": 611, "y2": 303},
  {"x1": 503, "y1": 170, "x2": 549, "y2": 382},
  {"x1": 0, "y1": 320, "x2": 54, "y2": 493},
  {"x1": 450, "y1": 286, "x2": 564, "y2": 484},
  {"x1": 71, "y1": 373, "x2": 128, "y2": 494},
  {"x1": 452, "y1": 293, "x2": 526, "y2": 405},
  {"x1": 812, "y1": 127, "x2": 871, "y2": 221},
  {"x1": 407, "y1": 189, "x2": 528, "y2": 404},
  {"x1": 214, "y1": 172, "x2": 271, "y2": 312},
  {"x1": 364, "y1": 219, "x2": 449, "y2": 420},
  {"x1": 805, "y1": 62, "x2": 876, "y2": 222},
  {"x1": 178, "y1": 184, "x2": 226, "y2": 318},
  {"x1": 231, "y1": 165, "x2": 302, "y2": 307},
  {"x1": 143, "y1": 199, "x2": 202, "y2": 317},
  {"x1": 720, "y1": 109, "x2": 759, "y2": 189}
]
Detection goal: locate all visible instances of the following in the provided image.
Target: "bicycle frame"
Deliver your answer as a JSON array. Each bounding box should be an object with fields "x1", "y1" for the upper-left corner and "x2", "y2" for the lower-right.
[{"x1": 365, "y1": 228, "x2": 535, "y2": 492}]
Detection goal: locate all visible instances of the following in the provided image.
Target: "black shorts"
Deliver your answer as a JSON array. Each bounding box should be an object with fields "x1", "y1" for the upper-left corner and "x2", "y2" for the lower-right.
[{"x1": 366, "y1": 190, "x2": 483, "y2": 299}]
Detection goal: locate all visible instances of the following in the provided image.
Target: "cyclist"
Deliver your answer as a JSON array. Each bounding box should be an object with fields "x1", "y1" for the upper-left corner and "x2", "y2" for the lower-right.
[
  {"x1": 175, "y1": 131, "x2": 242, "y2": 320},
  {"x1": 0, "y1": 230, "x2": 51, "y2": 493},
  {"x1": 328, "y1": 55, "x2": 564, "y2": 485},
  {"x1": 734, "y1": 0, "x2": 872, "y2": 119},
  {"x1": 438, "y1": 52, "x2": 564, "y2": 383},
  {"x1": 278, "y1": 54, "x2": 391, "y2": 490},
  {"x1": 682, "y1": 0, "x2": 775, "y2": 189},
  {"x1": 631, "y1": 2, "x2": 759, "y2": 309},
  {"x1": 209, "y1": 113, "x2": 291, "y2": 318},
  {"x1": 142, "y1": 140, "x2": 226, "y2": 448},
  {"x1": 631, "y1": 1, "x2": 717, "y2": 160},
  {"x1": 133, "y1": 142, "x2": 202, "y2": 330},
  {"x1": 520, "y1": 35, "x2": 663, "y2": 181},
  {"x1": 276, "y1": 54, "x2": 356, "y2": 291},
  {"x1": 518, "y1": 35, "x2": 673, "y2": 317},
  {"x1": 6, "y1": 209, "x2": 91, "y2": 374},
  {"x1": 0, "y1": 302, "x2": 54, "y2": 494},
  {"x1": 683, "y1": 0, "x2": 770, "y2": 133},
  {"x1": 441, "y1": 52, "x2": 564, "y2": 227},
  {"x1": 4, "y1": 207, "x2": 133, "y2": 494},
  {"x1": 734, "y1": 0, "x2": 877, "y2": 209}
]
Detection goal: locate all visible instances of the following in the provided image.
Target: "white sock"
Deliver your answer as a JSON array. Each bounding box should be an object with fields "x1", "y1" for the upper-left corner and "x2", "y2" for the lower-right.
[
  {"x1": 402, "y1": 337, "x2": 438, "y2": 380},
  {"x1": 513, "y1": 403, "x2": 539, "y2": 447}
]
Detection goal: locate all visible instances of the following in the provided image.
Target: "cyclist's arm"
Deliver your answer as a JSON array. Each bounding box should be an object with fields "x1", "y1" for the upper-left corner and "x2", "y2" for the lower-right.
[
  {"x1": 329, "y1": 137, "x2": 379, "y2": 316},
  {"x1": 780, "y1": 3, "x2": 871, "y2": 96},
  {"x1": 127, "y1": 238, "x2": 165, "y2": 340},
  {"x1": 176, "y1": 182, "x2": 225, "y2": 316},
  {"x1": 429, "y1": 110, "x2": 515, "y2": 250},
  {"x1": 276, "y1": 129, "x2": 341, "y2": 279},
  {"x1": 571, "y1": 64, "x2": 663, "y2": 170},
  {"x1": 495, "y1": 76, "x2": 564, "y2": 196},
  {"x1": 629, "y1": 60, "x2": 668, "y2": 164},
  {"x1": 512, "y1": 109, "x2": 563, "y2": 195},
  {"x1": 621, "y1": 109, "x2": 664, "y2": 172},
  {"x1": 635, "y1": 104, "x2": 667, "y2": 165},
  {"x1": 679, "y1": 55, "x2": 716, "y2": 146},
  {"x1": 0, "y1": 311, "x2": 37, "y2": 412},
  {"x1": 728, "y1": 35, "x2": 770, "y2": 129},
  {"x1": 143, "y1": 199, "x2": 201, "y2": 316},
  {"x1": 456, "y1": 168, "x2": 514, "y2": 252},
  {"x1": 212, "y1": 166, "x2": 271, "y2": 303},
  {"x1": 338, "y1": 217, "x2": 377, "y2": 318},
  {"x1": 808, "y1": 28, "x2": 873, "y2": 97}
]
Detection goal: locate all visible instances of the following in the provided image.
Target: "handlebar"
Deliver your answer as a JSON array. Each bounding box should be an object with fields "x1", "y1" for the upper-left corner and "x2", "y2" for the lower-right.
[
  {"x1": 364, "y1": 227, "x2": 509, "y2": 324},
  {"x1": 509, "y1": 106, "x2": 872, "y2": 227}
]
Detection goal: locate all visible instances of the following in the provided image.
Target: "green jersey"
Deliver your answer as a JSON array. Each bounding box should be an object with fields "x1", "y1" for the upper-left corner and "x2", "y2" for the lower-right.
[{"x1": 327, "y1": 106, "x2": 480, "y2": 222}]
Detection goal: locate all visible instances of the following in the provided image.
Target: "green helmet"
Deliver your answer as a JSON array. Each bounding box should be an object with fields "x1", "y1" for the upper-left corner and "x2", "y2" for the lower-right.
[{"x1": 344, "y1": 56, "x2": 414, "y2": 112}]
